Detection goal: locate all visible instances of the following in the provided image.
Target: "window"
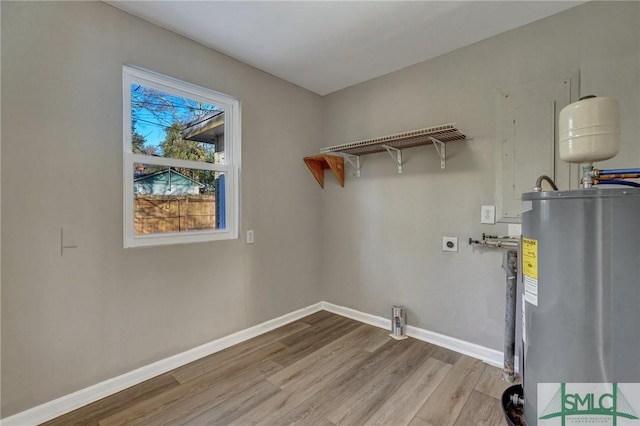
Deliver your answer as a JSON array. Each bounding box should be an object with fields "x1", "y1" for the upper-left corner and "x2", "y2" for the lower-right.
[{"x1": 123, "y1": 65, "x2": 240, "y2": 247}]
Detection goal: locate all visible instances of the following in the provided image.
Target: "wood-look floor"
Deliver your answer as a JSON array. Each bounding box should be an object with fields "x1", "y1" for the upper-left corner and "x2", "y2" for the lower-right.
[{"x1": 42, "y1": 311, "x2": 510, "y2": 426}]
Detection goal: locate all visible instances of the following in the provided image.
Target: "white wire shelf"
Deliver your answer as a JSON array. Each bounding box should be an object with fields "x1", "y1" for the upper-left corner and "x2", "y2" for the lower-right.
[
  {"x1": 319, "y1": 123, "x2": 467, "y2": 173},
  {"x1": 320, "y1": 123, "x2": 466, "y2": 156}
]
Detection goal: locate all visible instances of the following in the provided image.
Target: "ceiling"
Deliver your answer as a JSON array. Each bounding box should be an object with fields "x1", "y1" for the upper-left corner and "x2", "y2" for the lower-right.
[{"x1": 107, "y1": 1, "x2": 585, "y2": 96}]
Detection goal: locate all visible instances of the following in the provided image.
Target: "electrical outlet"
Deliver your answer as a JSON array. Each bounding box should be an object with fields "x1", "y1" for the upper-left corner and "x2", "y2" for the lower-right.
[
  {"x1": 442, "y1": 236, "x2": 458, "y2": 252},
  {"x1": 481, "y1": 205, "x2": 496, "y2": 224},
  {"x1": 246, "y1": 229, "x2": 255, "y2": 244}
]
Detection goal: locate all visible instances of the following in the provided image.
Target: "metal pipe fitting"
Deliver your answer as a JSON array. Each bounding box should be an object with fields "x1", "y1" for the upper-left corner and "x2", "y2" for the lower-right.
[
  {"x1": 534, "y1": 175, "x2": 559, "y2": 191},
  {"x1": 581, "y1": 165, "x2": 595, "y2": 188},
  {"x1": 502, "y1": 250, "x2": 518, "y2": 382}
]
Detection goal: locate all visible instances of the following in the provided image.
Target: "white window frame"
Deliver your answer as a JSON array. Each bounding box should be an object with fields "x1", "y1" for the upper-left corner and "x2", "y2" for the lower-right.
[{"x1": 123, "y1": 65, "x2": 240, "y2": 248}]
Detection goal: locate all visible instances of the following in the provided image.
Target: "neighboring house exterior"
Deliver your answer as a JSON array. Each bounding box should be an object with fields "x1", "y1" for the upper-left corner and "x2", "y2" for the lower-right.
[
  {"x1": 183, "y1": 110, "x2": 226, "y2": 164},
  {"x1": 134, "y1": 169, "x2": 204, "y2": 195}
]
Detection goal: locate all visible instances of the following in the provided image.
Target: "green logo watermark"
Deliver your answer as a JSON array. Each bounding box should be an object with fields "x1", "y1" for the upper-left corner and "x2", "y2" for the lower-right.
[{"x1": 539, "y1": 383, "x2": 640, "y2": 426}]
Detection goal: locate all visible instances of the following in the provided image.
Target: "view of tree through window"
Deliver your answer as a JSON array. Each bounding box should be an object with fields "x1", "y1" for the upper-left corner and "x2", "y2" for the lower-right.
[
  {"x1": 131, "y1": 83, "x2": 224, "y2": 198},
  {"x1": 129, "y1": 84, "x2": 227, "y2": 234},
  {"x1": 123, "y1": 65, "x2": 240, "y2": 247},
  {"x1": 131, "y1": 83, "x2": 224, "y2": 234},
  {"x1": 131, "y1": 84, "x2": 225, "y2": 161}
]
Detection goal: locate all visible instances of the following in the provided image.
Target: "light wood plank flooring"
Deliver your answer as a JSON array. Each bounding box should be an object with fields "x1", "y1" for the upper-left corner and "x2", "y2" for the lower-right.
[{"x1": 42, "y1": 311, "x2": 510, "y2": 426}]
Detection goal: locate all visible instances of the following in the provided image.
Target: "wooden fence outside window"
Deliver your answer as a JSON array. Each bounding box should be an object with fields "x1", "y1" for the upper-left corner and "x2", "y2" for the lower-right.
[{"x1": 134, "y1": 195, "x2": 216, "y2": 234}]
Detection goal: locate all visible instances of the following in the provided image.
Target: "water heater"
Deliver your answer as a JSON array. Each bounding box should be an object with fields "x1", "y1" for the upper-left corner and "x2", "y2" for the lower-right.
[{"x1": 521, "y1": 188, "x2": 640, "y2": 425}]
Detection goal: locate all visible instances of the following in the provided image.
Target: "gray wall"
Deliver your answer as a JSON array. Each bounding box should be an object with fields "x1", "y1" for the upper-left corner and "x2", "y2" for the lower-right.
[
  {"x1": 2, "y1": 0, "x2": 639, "y2": 419},
  {"x1": 320, "y1": 1, "x2": 640, "y2": 350},
  {"x1": 1, "y1": 2, "x2": 323, "y2": 416}
]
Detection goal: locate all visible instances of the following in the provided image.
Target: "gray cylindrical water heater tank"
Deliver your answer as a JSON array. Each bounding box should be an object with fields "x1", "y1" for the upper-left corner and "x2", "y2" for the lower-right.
[{"x1": 521, "y1": 188, "x2": 640, "y2": 425}]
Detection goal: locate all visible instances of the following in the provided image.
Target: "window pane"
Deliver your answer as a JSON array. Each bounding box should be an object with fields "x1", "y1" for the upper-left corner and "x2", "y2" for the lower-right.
[
  {"x1": 133, "y1": 163, "x2": 226, "y2": 235},
  {"x1": 124, "y1": 65, "x2": 239, "y2": 247},
  {"x1": 131, "y1": 84, "x2": 225, "y2": 164}
]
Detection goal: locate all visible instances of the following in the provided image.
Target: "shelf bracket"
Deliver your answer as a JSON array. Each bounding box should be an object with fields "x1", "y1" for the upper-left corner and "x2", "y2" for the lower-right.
[
  {"x1": 381, "y1": 144, "x2": 402, "y2": 173},
  {"x1": 341, "y1": 153, "x2": 361, "y2": 177},
  {"x1": 303, "y1": 154, "x2": 345, "y2": 188},
  {"x1": 429, "y1": 137, "x2": 446, "y2": 169}
]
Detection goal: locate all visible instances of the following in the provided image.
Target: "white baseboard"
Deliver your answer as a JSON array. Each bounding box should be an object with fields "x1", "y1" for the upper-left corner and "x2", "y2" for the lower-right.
[
  {"x1": 0, "y1": 303, "x2": 323, "y2": 426},
  {"x1": 321, "y1": 301, "x2": 504, "y2": 368},
  {"x1": 2, "y1": 301, "x2": 506, "y2": 425}
]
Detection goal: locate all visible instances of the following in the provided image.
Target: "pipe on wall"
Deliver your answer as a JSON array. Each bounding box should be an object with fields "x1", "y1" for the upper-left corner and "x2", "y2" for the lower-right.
[
  {"x1": 502, "y1": 249, "x2": 518, "y2": 382},
  {"x1": 596, "y1": 179, "x2": 640, "y2": 188},
  {"x1": 599, "y1": 168, "x2": 640, "y2": 175},
  {"x1": 534, "y1": 175, "x2": 559, "y2": 192}
]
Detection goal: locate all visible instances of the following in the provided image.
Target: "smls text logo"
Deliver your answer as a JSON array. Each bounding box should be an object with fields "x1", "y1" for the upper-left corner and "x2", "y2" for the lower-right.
[{"x1": 538, "y1": 383, "x2": 640, "y2": 426}]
